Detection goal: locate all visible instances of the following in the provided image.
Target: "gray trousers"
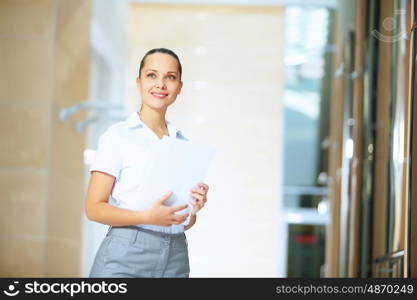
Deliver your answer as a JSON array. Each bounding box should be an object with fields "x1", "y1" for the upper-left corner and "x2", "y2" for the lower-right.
[{"x1": 89, "y1": 226, "x2": 190, "y2": 278}]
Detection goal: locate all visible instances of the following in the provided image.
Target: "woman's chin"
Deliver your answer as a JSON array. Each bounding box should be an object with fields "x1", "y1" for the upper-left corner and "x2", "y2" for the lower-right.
[
  {"x1": 142, "y1": 103, "x2": 169, "y2": 112},
  {"x1": 143, "y1": 100, "x2": 174, "y2": 111}
]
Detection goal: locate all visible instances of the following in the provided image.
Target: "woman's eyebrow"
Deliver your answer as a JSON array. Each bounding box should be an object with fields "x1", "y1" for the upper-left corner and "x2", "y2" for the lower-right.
[{"x1": 146, "y1": 69, "x2": 177, "y2": 74}]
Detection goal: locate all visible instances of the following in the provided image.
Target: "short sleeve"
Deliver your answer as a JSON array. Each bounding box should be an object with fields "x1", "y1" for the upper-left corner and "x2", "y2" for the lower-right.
[{"x1": 89, "y1": 130, "x2": 122, "y2": 179}]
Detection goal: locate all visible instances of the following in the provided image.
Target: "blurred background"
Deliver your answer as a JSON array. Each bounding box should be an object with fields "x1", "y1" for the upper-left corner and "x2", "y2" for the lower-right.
[{"x1": 1, "y1": 0, "x2": 417, "y2": 278}]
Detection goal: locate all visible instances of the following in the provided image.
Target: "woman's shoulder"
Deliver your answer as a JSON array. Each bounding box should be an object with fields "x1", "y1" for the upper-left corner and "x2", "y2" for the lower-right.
[{"x1": 99, "y1": 119, "x2": 130, "y2": 141}]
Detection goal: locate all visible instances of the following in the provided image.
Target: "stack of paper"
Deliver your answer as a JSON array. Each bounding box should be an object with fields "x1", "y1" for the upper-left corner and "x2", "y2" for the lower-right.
[{"x1": 132, "y1": 136, "x2": 216, "y2": 225}]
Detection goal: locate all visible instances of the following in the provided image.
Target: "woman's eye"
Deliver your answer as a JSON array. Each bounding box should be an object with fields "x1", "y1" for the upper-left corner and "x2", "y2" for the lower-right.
[
  {"x1": 168, "y1": 75, "x2": 176, "y2": 80},
  {"x1": 147, "y1": 73, "x2": 156, "y2": 78}
]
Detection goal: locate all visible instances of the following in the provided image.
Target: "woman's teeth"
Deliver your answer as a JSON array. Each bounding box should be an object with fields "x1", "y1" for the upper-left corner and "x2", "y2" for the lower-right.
[{"x1": 152, "y1": 92, "x2": 167, "y2": 98}]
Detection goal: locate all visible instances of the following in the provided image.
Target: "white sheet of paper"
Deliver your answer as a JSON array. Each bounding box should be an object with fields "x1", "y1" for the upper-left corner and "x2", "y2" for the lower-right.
[{"x1": 132, "y1": 137, "x2": 216, "y2": 226}]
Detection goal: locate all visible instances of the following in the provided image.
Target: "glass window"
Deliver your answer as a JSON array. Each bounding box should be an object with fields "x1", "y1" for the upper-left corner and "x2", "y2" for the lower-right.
[{"x1": 282, "y1": 6, "x2": 334, "y2": 277}]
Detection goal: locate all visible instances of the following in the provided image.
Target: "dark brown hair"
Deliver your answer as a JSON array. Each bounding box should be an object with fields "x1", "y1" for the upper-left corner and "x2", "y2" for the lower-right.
[{"x1": 138, "y1": 48, "x2": 182, "y2": 79}]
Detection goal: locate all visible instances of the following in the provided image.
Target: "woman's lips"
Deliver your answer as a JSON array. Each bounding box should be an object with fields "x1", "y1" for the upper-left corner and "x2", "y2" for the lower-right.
[{"x1": 151, "y1": 92, "x2": 168, "y2": 99}]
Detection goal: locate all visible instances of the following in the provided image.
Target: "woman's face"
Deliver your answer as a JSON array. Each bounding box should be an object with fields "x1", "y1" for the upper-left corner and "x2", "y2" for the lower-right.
[{"x1": 136, "y1": 53, "x2": 182, "y2": 113}]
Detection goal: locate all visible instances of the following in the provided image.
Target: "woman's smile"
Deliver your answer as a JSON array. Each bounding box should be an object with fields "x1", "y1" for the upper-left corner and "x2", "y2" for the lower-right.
[{"x1": 151, "y1": 91, "x2": 169, "y2": 99}]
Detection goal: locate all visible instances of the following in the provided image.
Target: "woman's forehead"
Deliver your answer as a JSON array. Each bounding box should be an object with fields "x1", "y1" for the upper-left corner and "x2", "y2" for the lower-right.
[{"x1": 143, "y1": 53, "x2": 179, "y2": 71}]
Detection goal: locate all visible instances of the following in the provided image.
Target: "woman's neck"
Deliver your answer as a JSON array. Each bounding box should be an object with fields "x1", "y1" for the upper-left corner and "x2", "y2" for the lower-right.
[{"x1": 138, "y1": 106, "x2": 169, "y2": 136}]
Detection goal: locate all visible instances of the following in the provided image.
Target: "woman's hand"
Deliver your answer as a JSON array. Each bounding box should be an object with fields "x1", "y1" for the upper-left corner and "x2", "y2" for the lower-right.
[
  {"x1": 144, "y1": 191, "x2": 189, "y2": 226},
  {"x1": 189, "y1": 182, "x2": 209, "y2": 215}
]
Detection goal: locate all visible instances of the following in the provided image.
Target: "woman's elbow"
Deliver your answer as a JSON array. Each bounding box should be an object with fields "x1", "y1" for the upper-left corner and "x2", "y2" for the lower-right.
[{"x1": 85, "y1": 201, "x2": 99, "y2": 222}]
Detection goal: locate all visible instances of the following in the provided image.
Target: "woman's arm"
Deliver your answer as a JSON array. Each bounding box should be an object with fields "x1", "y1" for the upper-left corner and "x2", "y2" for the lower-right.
[
  {"x1": 85, "y1": 171, "x2": 189, "y2": 227},
  {"x1": 183, "y1": 182, "x2": 209, "y2": 231},
  {"x1": 184, "y1": 215, "x2": 197, "y2": 231},
  {"x1": 85, "y1": 171, "x2": 148, "y2": 226}
]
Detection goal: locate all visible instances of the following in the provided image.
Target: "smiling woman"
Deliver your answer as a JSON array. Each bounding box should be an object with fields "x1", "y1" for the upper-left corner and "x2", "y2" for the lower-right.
[
  {"x1": 136, "y1": 49, "x2": 183, "y2": 138},
  {"x1": 85, "y1": 48, "x2": 209, "y2": 278}
]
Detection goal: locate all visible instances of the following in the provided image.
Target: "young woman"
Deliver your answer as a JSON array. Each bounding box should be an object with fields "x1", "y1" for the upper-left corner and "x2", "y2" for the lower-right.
[{"x1": 86, "y1": 48, "x2": 209, "y2": 278}]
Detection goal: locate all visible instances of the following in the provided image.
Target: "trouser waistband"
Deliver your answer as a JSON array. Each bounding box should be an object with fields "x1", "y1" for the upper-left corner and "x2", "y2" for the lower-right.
[{"x1": 108, "y1": 226, "x2": 185, "y2": 238}]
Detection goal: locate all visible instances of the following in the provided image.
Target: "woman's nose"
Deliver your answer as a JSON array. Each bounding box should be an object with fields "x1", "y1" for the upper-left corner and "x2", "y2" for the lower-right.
[{"x1": 156, "y1": 78, "x2": 166, "y2": 89}]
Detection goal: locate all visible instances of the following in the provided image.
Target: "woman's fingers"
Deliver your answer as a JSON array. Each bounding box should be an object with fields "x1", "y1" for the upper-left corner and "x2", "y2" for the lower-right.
[
  {"x1": 170, "y1": 204, "x2": 188, "y2": 213},
  {"x1": 190, "y1": 182, "x2": 209, "y2": 211},
  {"x1": 191, "y1": 183, "x2": 209, "y2": 195},
  {"x1": 191, "y1": 188, "x2": 208, "y2": 197},
  {"x1": 191, "y1": 192, "x2": 204, "y2": 202},
  {"x1": 198, "y1": 182, "x2": 209, "y2": 191},
  {"x1": 191, "y1": 189, "x2": 204, "y2": 196},
  {"x1": 191, "y1": 192, "x2": 207, "y2": 208},
  {"x1": 189, "y1": 198, "x2": 197, "y2": 205},
  {"x1": 172, "y1": 213, "x2": 188, "y2": 223},
  {"x1": 189, "y1": 195, "x2": 205, "y2": 213}
]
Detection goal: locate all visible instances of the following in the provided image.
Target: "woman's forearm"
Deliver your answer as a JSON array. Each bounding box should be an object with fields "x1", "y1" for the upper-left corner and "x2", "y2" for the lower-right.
[{"x1": 86, "y1": 202, "x2": 149, "y2": 226}]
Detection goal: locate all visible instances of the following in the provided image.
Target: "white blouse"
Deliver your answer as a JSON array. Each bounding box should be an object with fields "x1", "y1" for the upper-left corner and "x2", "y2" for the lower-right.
[{"x1": 90, "y1": 111, "x2": 189, "y2": 234}]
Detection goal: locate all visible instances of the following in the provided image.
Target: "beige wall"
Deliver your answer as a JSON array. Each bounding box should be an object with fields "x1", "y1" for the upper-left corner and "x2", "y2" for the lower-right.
[
  {"x1": 129, "y1": 4, "x2": 283, "y2": 276},
  {"x1": 0, "y1": 0, "x2": 91, "y2": 277}
]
